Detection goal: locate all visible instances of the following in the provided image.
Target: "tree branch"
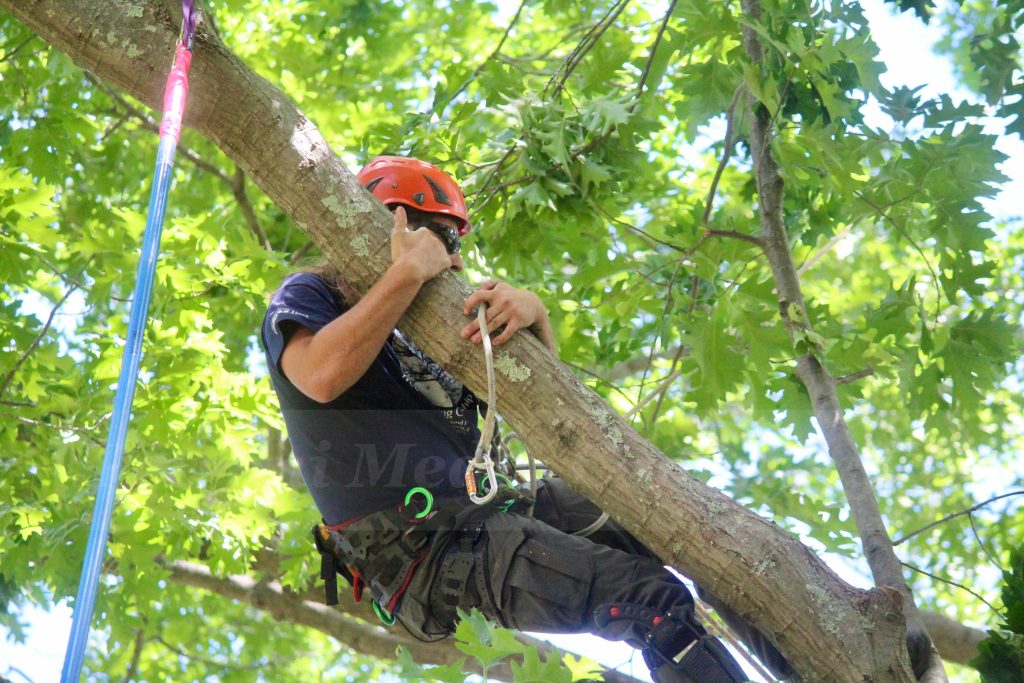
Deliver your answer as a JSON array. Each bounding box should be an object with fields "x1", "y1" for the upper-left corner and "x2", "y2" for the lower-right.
[
  {"x1": 230, "y1": 165, "x2": 273, "y2": 251},
  {"x1": 702, "y1": 85, "x2": 747, "y2": 227},
  {"x1": 0, "y1": 275, "x2": 81, "y2": 399},
  {"x1": 919, "y1": 611, "x2": 986, "y2": 666},
  {"x1": 118, "y1": 628, "x2": 145, "y2": 683},
  {"x1": 546, "y1": 0, "x2": 631, "y2": 99},
  {"x1": 892, "y1": 490, "x2": 1024, "y2": 546},
  {"x1": 164, "y1": 559, "x2": 644, "y2": 683},
  {"x1": 739, "y1": 0, "x2": 937, "y2": 679},
  {"x1": 0, "y1": 35, "x2": 34, "y2": 63},
  {"x1": 87, "y1": 73, "x2": 273, "y2": 251},
  {"x1": 901, "y1": 562, "x2": 1000, "y2": 614},
  {"x1": 441, "y1": 0, "x2": 528, "y2": 115},
  {"x1": 835, "y1": 366, "x2": 875, "y2": 386},
  {"x1": 636, "y1": 0, "x2": 678, "y2": 98}
]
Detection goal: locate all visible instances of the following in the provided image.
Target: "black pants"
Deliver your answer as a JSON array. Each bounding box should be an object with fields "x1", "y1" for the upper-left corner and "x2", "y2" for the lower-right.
[{"x1": 396, "y1": 478, "x2": 791, "y2": 678}]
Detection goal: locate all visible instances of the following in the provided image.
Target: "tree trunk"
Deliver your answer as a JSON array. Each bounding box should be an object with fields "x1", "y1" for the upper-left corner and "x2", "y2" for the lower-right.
[{"x1": 0, "y1": 1, "x2": 921, "y2": 679}]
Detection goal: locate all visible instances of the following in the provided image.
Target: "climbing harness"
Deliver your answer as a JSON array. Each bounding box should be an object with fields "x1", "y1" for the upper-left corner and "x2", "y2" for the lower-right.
[
  {"x1": 313, "y1": 300, "x2": 616, "y2": 629},
  {"x1": 61, "y1": 4, "x2": 197, "y2": 681}
]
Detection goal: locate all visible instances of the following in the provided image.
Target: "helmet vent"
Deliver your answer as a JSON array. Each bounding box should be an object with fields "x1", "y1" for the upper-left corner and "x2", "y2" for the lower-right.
[
  {"x1": 412, "y1": 192, "x2": 426, "y2": 205},
  {"x1": 424, "y1": 175, "x2": 453, "y2": 206},
  {"x1": 364, "y1": 177, "x2": 383, "y2": 193}
]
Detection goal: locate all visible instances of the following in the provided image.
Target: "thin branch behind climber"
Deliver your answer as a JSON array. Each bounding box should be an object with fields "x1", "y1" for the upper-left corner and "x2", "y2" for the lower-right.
[{"x1": 260, "y1": 155, "x2": 792, "y2": 682}]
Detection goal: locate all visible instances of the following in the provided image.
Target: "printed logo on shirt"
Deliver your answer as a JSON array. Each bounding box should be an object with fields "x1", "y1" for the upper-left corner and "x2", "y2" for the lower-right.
[{"x1": 270, "y1": 307, "x2": 310, "y2": 335}]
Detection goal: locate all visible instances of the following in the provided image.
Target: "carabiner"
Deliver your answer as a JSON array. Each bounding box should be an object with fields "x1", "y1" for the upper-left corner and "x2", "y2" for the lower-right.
[{"x1": 467, "y1": 460, "x2": 499, "y2": 505}]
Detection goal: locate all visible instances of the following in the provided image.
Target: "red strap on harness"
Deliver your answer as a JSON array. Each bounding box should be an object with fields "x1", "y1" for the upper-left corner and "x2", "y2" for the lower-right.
[{"x1": 351, "y1": 567, "x2": 363, "y2": 603}]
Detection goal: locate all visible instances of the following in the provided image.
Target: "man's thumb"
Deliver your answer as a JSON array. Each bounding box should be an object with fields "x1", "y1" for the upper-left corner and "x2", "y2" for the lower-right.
[{"x1": 392, "y1": 206, "x2": 407, "y2": 232}]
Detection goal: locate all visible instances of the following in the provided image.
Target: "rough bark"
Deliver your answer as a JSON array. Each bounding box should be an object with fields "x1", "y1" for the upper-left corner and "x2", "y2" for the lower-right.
[
  {"x1": 738, "y1": 0, "x2": 945, "y2": 680},
  {"x1": 0, "y1": 1, "x2": 926, "y2": 680}
]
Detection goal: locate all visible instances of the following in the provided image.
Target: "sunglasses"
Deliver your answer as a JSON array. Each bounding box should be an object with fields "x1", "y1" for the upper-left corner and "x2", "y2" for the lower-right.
[
  {"x1": 388, "y1": 206, "x2": 462, "y2": 255},
  {"x1": 414, "y1": 220, "x2": 461, "y2": 255}
]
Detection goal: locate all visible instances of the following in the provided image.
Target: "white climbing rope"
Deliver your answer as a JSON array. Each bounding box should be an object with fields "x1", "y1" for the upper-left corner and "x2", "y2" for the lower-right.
[
  {"x1": 466, "y1": 304, "x2": 500, "y2": 504},
  {"x1": 463, "y1": 302, "x2": 605, "y2": 537}
]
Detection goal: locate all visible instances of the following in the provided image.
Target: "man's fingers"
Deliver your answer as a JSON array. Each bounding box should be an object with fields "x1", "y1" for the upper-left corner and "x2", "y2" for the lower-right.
[
  {"x1": 392, "y1": 206, "x2": 407, "y2": 232},
  {"x1": 462, "y1": 288, "x2": 496, "y2": 315},
  {"x1": 472, "y1": 311, "x2": 513, "y2": 344},
  {"x1": 460, "y1": 320, "x2": 479, "y2": 339},
  {"x1": 491, "y1": 319, "x2": 520, "y2": 346},
  {"x1": 480, "y1": 279, "x2": 501, "y2": 291}
]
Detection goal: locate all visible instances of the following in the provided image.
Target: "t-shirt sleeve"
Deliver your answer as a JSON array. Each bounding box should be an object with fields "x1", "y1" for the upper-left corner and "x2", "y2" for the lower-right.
[{"x1": 261, "y1": 273, "x2": 347, "y2": 373}]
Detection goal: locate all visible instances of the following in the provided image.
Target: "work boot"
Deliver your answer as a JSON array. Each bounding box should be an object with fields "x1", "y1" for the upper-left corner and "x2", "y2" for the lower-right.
[
  {"x1": 642, "y1": 609, "x2": 749, "y2": 683},
  {"x1": 596, "y1": 602, "x2": 748, "y2": 683}
]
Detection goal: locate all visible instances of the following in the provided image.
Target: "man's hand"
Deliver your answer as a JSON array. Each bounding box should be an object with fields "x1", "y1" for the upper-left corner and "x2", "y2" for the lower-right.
[
  {"x1": 461, "y1": 280, "x2": 555, "y2": 350},
  {"x1": 391, "y1": 206, "x2": 462, "y2": 282}
]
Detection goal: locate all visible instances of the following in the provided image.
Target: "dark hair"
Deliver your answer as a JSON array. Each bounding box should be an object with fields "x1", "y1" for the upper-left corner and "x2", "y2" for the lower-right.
[{"x1": 297, "y1": 254, "x2": 360, "y2": 306}]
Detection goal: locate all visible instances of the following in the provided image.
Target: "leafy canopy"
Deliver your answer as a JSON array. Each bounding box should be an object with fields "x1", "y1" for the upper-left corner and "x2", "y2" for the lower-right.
[{"x1": 0, "y1": 0, "x2": 1021, "y2": 680}]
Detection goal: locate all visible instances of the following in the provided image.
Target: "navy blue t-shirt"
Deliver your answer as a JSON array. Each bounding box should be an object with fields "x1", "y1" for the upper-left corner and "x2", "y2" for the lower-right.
[{"x1": 260, "y1": 273, "x2": 479, "y2": 524}]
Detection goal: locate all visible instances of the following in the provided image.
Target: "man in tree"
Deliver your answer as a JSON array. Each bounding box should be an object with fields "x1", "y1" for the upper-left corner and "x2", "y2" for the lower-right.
[{"x1": 261, "y1": 156, "x2": 790, "y2": 682}]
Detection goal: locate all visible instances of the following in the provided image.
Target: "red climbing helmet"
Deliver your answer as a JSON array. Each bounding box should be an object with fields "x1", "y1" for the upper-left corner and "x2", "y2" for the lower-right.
[{"x1": 356, "y1": 156, "x2": 471, "y2": 235}]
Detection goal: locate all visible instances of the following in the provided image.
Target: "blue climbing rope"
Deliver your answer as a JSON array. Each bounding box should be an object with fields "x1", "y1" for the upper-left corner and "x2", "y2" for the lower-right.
[{"x1": 60, "y1": 3, "x2": 197, "y2": 680}]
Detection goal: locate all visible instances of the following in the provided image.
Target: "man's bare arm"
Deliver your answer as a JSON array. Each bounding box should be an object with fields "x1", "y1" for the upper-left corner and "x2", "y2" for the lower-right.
[{"x1": 281, "y1": 208, "x2": 460, "y2": 403}]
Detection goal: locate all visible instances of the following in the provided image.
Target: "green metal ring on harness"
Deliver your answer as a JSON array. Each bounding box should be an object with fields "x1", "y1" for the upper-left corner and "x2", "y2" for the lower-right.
[
  {"x1": 373, "y1": 600, "x2": 396, "y2": 625},
  {"x1": 404, "y1": 486, "x2": 433, "y2": 519}
]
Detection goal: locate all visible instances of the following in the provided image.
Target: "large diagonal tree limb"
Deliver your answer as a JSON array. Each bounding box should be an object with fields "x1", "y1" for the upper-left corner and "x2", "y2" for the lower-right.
[
  {"x1": 738, "y1": 0, "x2": 945, "y2": 680},
  {"x1": 2, "y1": 1, "x2": 916, "y2": 679}
]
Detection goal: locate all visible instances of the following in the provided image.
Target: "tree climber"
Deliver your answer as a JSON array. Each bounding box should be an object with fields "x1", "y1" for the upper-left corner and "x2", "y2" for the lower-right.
[{"x1": 260, "y1": 156, "x2": 792, "y2": 683}]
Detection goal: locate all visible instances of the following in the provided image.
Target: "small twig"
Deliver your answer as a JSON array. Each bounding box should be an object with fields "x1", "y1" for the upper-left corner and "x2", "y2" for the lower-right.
[
  {"x1": 892, "y1": 490, "x2": 1024, "y2": 546},
  {"x1": 155, "y1": 636, "x2": 267, "y2": 672},
  {"x1": 119, "y1": 628, "x2": 146, "y2": 683},
  {"x1": 968, "y1": 512, "x2": 1001, "y2": 569},
  {"x1": 901, "y1": 561, "x2": 1000, "y2": 614},
  {"x1": 289, "y1": 241, "x2": 314, "y2": 264},
  {"x1": 798, "y1": 223, "x2": 855, "y2": 274},
  {"x1": 441, "y1": 0, "x2": 529, "y2": 115},
  {"x1": 0, "y1": 411, "x2": 106, "y2": 447},
  {"x1": 633, "y1": 256, "x2": 688, "y2": 414},
  {"x1": 230, "y1": 166, "x2": 273, "y2": 250},
  {"x1": 4, "y1": 666, "x2": 36, "y2": 683},
  {"x1": 707, "y1": 229, "x2": 765, "y2": 248},
  {"x1": 33, "y1": 252, "x2": 130, "y2": 302},
  {"x1": 646, "y1": 342, "x2": 688, "y2": 426},
  {"x1": 591, "y1": 202, "x2": 687, "y2": 254},
  {"x1": 0, "y1": 35, "x2": 35, "y2": 63},
  {"x1": 855, "y1": 190, "x2": 943, "y2": 315},
  {"x1": 89, "y1": 74, "x2": 231, "y2": 183},
  {"x1": 635, "y1": 0, "x2": 679, "y2": 98},
  {"x1": 0, "y1": 276, "x2": 82, "y2": 399},
  {"x1": 702, "y1": 85, "x2": 746, "y2": 226},
  {"x1": 835, "y1": 365, "x2": 875, "y2": 386},
  {"x1": 91, "y1": 74, "x2": 275, "y2": 251},
  {"x1": 547, "y1": 0, "x2": 631, "y2": 99},
  {"x1": 468, "y1": 144, "x2": 519, "y2": 214},
  {"x1": 99, "y1": 112, "x2": 130, "y2": 144},
  {"x1": 0, "y1": 399, "x2": 36, "y2": 407}
]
